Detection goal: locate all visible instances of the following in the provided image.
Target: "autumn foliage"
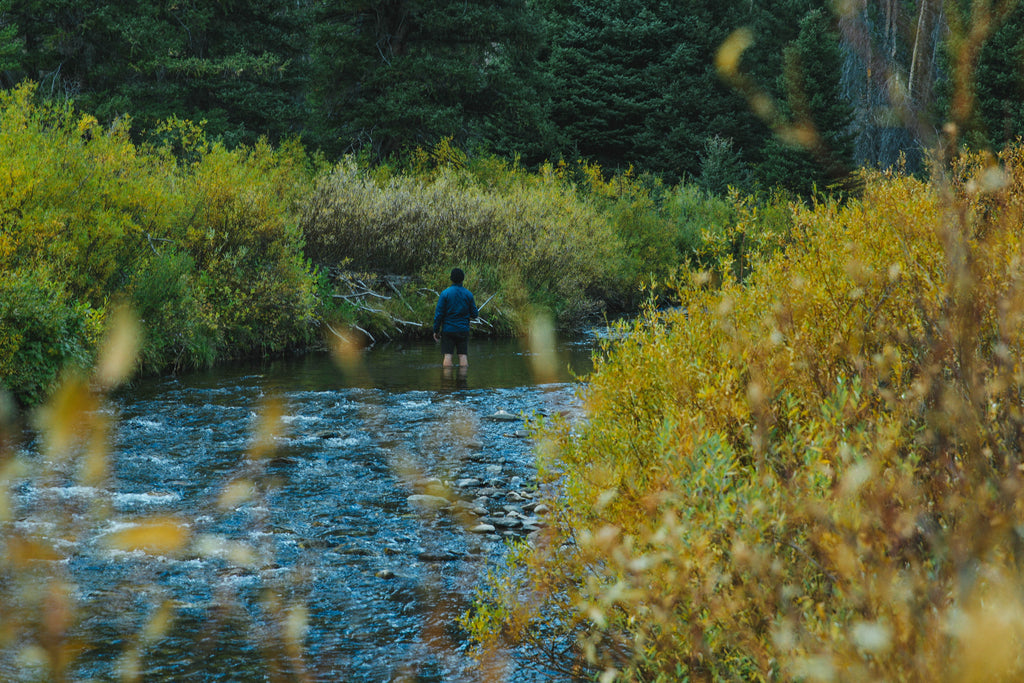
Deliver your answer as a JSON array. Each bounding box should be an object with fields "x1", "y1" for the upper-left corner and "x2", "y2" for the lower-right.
[
  {"x1": 0, "y1": 83, "x2": 320, "y2": 404},
  {"x1": 465, "y1": 148, "x2": 1024, "y2": 681}
]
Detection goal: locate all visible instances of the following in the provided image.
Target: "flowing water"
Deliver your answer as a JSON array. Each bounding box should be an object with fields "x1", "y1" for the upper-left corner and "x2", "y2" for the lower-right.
[{"x1": 4, "y1": 337, "x2": 597, "y2": 682}]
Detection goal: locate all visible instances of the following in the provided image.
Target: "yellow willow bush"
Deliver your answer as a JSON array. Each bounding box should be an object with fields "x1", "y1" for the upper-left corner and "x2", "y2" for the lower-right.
[
  {"x1": 464, "y1": 149, "x2": 1024, "y2": 681},
  {"x1": 170, "y1": 137, "x2": 320, "y2": 355},
  {"x1": 0, "y1": 84, "x2": 178, "y2": 305},
  {"x1": 0, "y1": 83, "x2": 321, "y2": 402}
]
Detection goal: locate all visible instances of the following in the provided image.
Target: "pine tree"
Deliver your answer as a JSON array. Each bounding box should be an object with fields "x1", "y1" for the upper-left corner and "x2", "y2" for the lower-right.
[
  {"x1": 307, "y1": 0, "x2": 555, "y2": 161},
  {"x1": 542, "y1": 0, "x2": 819, "y2": 182},
  {"x1": 758, "y1": 7, "x2": 854, "y2": 196},
  {"x1": 545, "y1": 0, "x2": 724, "y2": 178},
  {"x1": 967, "y1": 1, "x2": 1024, "y2": 151},
  {"x1": 6, "y1": 0, "x2": 310, "y2": 145},
  {"x1": 0, "y1": 0, "x2": 21, "y2": 79}
]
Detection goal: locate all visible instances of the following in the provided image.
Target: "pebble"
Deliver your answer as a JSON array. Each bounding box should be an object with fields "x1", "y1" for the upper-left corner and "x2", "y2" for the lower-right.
[
  {"x1": 487, "y1": 410, "x2": 519, "y2": 422},
  {"x1": 395, "y1": 433, "x2": 557, "y2": 547},
  {"x1": 477, "y1": 487, "x2": 504, "y2": 497}
]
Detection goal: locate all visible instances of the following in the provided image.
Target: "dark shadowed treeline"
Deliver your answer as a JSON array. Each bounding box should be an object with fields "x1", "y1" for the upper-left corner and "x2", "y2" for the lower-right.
[{"x1": 2, "y1": 0, "x2": 1024, "y2": 194}]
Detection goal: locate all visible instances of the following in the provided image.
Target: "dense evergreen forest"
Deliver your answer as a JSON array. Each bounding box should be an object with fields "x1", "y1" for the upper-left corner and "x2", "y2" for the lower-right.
[{"x1": 3, "y1": 0, "x2": 1024, "y2": 192}]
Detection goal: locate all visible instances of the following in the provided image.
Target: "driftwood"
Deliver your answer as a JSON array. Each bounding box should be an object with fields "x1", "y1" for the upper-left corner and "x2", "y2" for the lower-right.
[
  {"x1": 331, "y1": 272, "x2": 427, "y2": 335},
  {"x1": 329, "y1": 271, "x2": 494, "y2": 337}
]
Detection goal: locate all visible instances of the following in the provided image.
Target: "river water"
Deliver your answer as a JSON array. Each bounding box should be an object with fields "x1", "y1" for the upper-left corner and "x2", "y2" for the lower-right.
[{"x1": 4, "y1": 337, "x2": 596, "y2": 682}]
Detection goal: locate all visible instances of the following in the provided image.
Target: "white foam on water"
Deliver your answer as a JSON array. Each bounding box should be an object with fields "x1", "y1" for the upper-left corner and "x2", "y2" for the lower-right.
[
  {"x1": 399, "y1": 399, "x2": 431, "y2": 409},
  {"x1": 51, "y1": 485, "x2": 102, "y2": 500},
  {"x1": 282, "y1": 414, "x2": 321, "y2": 425},
  {"x1": 113, "y1": 491, "x2": 182, "y2": 508},
  {"x1": 127, "y1": 416, "x2": 164, "y2": 430}
]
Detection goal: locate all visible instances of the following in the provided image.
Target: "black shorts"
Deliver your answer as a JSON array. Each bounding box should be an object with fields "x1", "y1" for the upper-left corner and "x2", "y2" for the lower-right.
[{"x1": 440, "y1": 331, "x2": 469, "y2": 355}]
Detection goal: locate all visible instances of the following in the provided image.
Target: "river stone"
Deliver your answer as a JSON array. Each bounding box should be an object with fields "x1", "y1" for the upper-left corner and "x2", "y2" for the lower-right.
[
  {"x1": 509, "y1": 476, "x2": 524, "y2": 488},
  {"x1": 533, "y1": 503, "x2": 551, "y2": 515},
  {"x1": 407, "y1": 494, "x2": 450, "y2": 512},
  {"x1": 490, "y1": 516, "x2": 522, "y2": 529},
  {"x1": 418, "y1": 550, "x2": 462, "y2": 562},
  {"x1": 375, "y1": 569, "x2": 397, "y2": 579},
  {"x1": 469, "y1": 523, "x2": 496, "y2": 534},
  {"x1": 485, "y1": 464, "x2": 502, "y2": 476},
  {"x1": 477, "y1": 487, "x2": 504, "y2": 497},
  {"x1": 487, "y1": 409, "x2": 519, "y2": 422},
  {"x1": 455, "y1": 478, "x2": 482, "y2": 488},
  {"x1": 451, "y1": 500, "x2": 487, "y2": 516},
  {"x1": 511, "y1": 429, "x2": 530, "y2": 438},
  {"x1": 341, "y1": 547, "x2": 373, "y2": 556}
]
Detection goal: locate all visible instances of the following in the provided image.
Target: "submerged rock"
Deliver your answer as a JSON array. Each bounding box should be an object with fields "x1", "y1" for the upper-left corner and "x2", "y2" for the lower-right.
[{"x1": 418, "y1": 550, "x2": 463, "y2": 562}]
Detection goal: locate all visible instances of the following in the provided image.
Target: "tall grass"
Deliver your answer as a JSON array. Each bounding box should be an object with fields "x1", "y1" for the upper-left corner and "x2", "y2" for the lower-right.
[{"x1": 300, "y1": 156, "x2": 627, "y2": 331}]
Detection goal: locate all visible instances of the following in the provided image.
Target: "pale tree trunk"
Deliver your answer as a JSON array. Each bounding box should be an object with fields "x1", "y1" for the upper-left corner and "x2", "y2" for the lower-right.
[{"x1": 837, "y1": 0, "x2": 946, "y2": 169}]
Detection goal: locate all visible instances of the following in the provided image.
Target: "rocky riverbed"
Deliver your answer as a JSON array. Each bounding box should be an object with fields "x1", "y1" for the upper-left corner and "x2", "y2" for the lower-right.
[{"x1": 2, "y1": 342, "x2": 593, "y2": 683}]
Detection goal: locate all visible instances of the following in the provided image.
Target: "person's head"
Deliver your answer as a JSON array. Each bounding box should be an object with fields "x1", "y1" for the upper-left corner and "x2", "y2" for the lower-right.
[{"x1": 450, "y1": 268, "x2": 465, "y2": 285}]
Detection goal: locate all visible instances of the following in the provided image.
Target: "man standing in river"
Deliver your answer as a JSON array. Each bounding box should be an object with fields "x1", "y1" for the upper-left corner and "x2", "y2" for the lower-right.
[{"x1": 433, "y1": 267, "x2": 478, "y2": 368}]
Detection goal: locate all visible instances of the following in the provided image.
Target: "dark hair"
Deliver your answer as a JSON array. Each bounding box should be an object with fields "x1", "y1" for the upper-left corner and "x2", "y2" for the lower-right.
[{"x1": 450, "y1": 267, "x2": 465, "y2": 284}]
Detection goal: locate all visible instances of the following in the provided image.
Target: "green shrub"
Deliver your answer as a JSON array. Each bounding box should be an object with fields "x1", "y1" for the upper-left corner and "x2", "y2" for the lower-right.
[
  {"x1": 665, "y1": 183, "x2": 738, "y2": 266},
  {"x1": 175, "y1": 139, "x2": 319, "y2": 358},
  {"x1": 0, "y1": 270, "x2": 97, "y2": 406}
]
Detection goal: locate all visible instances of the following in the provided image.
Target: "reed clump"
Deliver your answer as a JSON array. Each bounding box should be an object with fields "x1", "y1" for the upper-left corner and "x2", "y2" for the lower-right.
[
  {"x1": 463, "y1": 145, "x2": 1024, "y2": 681},
  {"x1": 300, "y1": 155, "x2": 627, "y2": 332}
]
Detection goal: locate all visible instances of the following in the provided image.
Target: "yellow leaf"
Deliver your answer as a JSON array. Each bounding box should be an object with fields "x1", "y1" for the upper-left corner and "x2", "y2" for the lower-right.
[{"x1": 106, "y1": 517, "x2": 189, "y2": 555}]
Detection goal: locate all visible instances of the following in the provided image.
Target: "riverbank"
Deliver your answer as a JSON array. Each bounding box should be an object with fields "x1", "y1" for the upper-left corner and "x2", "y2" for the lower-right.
[{"x1": 1, "y1": 82, "x2": 795, "y2": 408}]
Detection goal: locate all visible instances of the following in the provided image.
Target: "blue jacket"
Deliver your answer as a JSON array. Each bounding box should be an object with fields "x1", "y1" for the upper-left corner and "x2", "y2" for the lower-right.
[{"x1": 433, "y1": 285, "x2": 478, "y2": 334}]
